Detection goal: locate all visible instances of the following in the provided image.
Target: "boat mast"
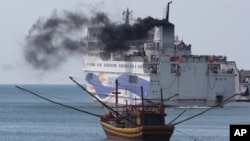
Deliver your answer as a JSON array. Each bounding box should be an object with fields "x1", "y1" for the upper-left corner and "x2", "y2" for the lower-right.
[
  {"x1": 112, "y1": 79, "x2": 121, "y2": 117},
  {"x1": 161, "y1": 88, "x2": 164, "y2": 105},
  {"x1": 111, "y1": 80, "x2": 120, "y2": 106},
  {"x1": 115, "y1": 79, "x2": 118, "y2": 107},
  {"x1": 123, "y1": 8, "x2": 133, "y2": 25},
  {"x1": 141, "y1": 86, "x2": 145, "y2": 126}
]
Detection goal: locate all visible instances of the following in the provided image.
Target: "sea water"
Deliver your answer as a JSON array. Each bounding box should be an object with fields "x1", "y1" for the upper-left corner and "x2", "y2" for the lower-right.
[{"x1": 0, "y1": 84, "x2": 250, "y2": 141}]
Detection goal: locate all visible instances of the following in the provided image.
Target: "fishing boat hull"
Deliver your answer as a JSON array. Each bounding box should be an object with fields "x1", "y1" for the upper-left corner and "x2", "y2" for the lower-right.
[{"x1": 100, "y1": 121, "x2": 174, "y2": 141}]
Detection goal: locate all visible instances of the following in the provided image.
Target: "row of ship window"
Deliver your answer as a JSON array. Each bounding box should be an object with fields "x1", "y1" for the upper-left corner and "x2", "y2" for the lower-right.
[
  {"x1": 86, "y1": 63, "x2": 143, "y2": 68},
  {"x1": 87, "y1": 73, "x2": 138, "y2": 84}
]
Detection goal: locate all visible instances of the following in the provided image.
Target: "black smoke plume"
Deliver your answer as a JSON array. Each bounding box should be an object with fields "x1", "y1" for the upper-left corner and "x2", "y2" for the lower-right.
[
  {"x1": 100, "y1": 17, "x2": 168, "y2": 51},
  {"x1": 24, "y1": 9, "x2": 168, "y2": 70},
  {"x1": 24, "y1": 10, "x2": 110, "y2": 70}
]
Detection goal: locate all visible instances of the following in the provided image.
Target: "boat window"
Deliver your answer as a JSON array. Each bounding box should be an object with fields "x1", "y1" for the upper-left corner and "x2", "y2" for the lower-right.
[{"x1": 87, "y1": 63, "x2": 95, "y2": 66}]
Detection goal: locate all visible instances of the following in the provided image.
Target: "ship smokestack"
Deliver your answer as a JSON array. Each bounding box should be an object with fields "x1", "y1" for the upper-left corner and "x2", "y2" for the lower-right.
[
  {"x1": 154, "y1": 1, "x2": 175, "y2": 54},
  {"x1": 166, "y1": 1, "x2": 172, "y2": 22}
]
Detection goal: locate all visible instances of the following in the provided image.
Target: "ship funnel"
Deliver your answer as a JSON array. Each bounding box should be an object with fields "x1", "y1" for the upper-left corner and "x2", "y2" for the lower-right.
[
  {"x1": 154, "y1": 1, "x2": 174, "y2": 53},
  {"x1": 166, "y1": 1, "x2": 172, "y2": 22}
]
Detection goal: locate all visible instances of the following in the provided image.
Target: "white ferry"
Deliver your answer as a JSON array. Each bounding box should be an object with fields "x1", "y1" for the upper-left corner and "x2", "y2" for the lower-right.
[{"x1": 83, "y1": 2, "x2": 241, "y2": 106}]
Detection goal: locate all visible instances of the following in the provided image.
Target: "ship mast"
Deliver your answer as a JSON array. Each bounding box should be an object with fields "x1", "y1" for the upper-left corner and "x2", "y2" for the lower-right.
[{"x1": 122, "y1": 8, "x2": 133, "y2": 25}]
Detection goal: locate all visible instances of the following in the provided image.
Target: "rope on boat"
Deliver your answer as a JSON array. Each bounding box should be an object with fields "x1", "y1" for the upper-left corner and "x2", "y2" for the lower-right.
[
  {"x1": 168, "y1": 109, "x2": 186, "y2": 125},
  {"x1": 15, "y1": 86, "x2": 102, "y2": 118},
  {"x1": 164, "y1": 93, "x2": 179, "y2": 102},
  {"x1": 175, "y1": 129, "x2": 201, "y2": 141},
  {"x1": 173, "y1": 94, "x2": 240, "y2": 125},
  {"x1": 69, "y1": 76, "x2": 139, "y2": 127}
]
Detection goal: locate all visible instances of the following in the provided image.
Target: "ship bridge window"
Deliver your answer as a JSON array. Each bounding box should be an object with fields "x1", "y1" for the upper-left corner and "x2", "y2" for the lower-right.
[
  {"x1": 227, "y1": 68, "x2": 234, "y2": 74},
  {"x1": 129, "y1": 75, "x2": 138, "y2": 83},
  {"x1": 208, "y1": 64, "x2": 221, "y2": 74}
]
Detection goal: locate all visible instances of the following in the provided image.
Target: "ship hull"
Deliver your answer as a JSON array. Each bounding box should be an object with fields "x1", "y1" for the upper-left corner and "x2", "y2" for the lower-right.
[
  {"x1": 100, "y1": 121, "x2": 174, "y2": 141},
  {"x1": 85, "y1": 71, "x2": 237, "y2": 106},
  {"x1": 85, "y1": 71, "x2": 150, "y2": 105}
]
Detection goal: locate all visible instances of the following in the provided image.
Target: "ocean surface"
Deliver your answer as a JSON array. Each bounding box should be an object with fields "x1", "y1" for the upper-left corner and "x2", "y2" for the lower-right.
[{"x1": 1, "y1": 84, "x2": 250, "y2": 141}]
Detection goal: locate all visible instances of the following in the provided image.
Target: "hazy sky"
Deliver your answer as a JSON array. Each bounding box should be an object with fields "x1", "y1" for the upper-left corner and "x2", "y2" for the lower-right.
[{"x1": 1, "y1": 0, "x2": 250, "y2": 84}]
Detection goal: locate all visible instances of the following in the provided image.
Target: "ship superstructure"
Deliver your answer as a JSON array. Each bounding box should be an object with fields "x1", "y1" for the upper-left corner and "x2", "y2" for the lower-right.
[{"x1": 83, "y1": 2, "x2": 240, "y2": 106}]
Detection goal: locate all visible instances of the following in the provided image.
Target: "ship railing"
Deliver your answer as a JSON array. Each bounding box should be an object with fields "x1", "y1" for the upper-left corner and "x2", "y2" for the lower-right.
[{"x1": 180, "y1": 55, "x2": 227, "y2": 63}]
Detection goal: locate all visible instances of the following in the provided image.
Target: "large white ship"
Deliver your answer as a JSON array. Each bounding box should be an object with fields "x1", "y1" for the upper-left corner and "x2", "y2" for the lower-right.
[{"x1": 83, "y1": 2, "x2": 241, "y2": 106}]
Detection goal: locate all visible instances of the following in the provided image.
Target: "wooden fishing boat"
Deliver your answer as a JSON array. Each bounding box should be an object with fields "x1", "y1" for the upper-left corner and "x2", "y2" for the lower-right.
[
  {"x1": 99, "y1": 80, "x2": 174, "y2": 141},
  {"x1": 100, "y1": 106, "x2": 174, "y2": 140}
]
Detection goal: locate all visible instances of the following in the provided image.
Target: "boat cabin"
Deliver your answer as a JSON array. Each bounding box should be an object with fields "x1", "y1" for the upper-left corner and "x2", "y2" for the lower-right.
[{"x1": 122, "y1": 105, "x2": 166, "y2": 127}]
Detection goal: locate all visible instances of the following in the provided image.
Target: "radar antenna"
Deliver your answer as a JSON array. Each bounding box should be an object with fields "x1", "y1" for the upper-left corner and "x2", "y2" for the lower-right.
[
  {"x1": 166, "y1": 1, "x2": 172, "y2": 22},
  {"x1": 122, "y1": 8, "x2": 133, "y2": 25}
]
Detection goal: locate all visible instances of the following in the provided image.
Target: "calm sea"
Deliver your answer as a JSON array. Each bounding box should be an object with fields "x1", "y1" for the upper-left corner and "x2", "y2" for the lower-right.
[{"x1": 1, "y1": 84, "x2": 250, "y2": 141}]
